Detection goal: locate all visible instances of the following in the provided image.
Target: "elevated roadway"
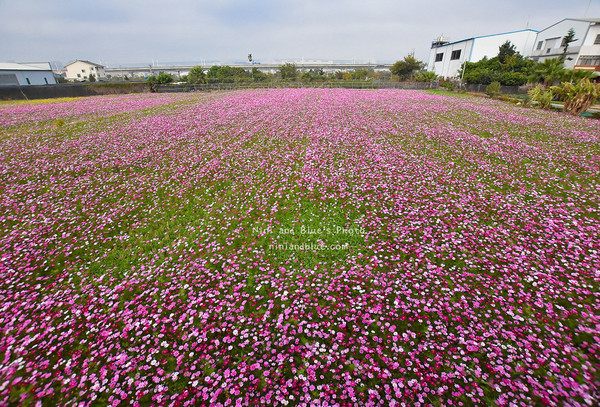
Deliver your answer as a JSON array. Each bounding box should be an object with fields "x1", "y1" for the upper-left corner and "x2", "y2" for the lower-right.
[{"x1": 105, "y1": 63, "x2": 392, "y2": 77}]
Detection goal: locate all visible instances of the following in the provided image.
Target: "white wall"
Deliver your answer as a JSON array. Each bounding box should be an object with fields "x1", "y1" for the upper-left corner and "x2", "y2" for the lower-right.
[
  {"x1": 470, "y1": 30, "x2": 538, "y2": 62},
  {"x1": 428, "y1": 39, "x2": 474, "y2": 78},
  {"x1": 577, "y1": 23, "x2": 600, "y2": 69},
  {"x1": 0, "y1": 70, "x2": 56, "y2": 86},
  {"x1": 531, "y1": 19, "x2": 594, "y2": 69},
  {"x1": 66, "y1": 61, "x2": 106, "y2": 81},
  {"x1": 428, "y1": 30, "x2": 538, "y2": 79}
]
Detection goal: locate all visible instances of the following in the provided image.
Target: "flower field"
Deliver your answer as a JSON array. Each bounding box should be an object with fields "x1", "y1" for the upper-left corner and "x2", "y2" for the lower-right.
[{"x1": 0, "y1": 89, "x2": 599, "y2": 406}]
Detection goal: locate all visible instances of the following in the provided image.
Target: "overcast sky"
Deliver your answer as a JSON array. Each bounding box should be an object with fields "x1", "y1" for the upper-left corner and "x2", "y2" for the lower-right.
[{"x1": 1, "y1": 0, "x2": 599, "y2": 67}]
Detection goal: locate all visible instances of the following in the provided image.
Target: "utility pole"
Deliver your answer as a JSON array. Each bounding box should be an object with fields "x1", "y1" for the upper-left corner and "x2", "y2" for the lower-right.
[{"x1": 248, "y1": 54, "x2": 253, "y2": 81}]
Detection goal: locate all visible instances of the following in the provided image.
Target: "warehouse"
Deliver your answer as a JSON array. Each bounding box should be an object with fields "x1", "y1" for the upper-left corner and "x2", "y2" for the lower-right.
[{"x1": 0, "y1": 62, "x2": 57, "y2": 86}]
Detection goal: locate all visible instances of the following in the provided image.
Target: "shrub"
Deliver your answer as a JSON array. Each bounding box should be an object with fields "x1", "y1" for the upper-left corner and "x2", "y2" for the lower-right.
[
  {"x1": 156, "y1": 73, "x2": 173, "y2": 84},
  {"x1": 551, "y1": 78, "x2": 600, "y2": 116},
  {"x1": 146, "y1": 76, "x2": 159, "y2": 92},
  {"x1": 439, "y1": 80, "x2": 455, "y2": 91},
  {"x1": 497, "y1": 72, "x2": 527, "y2": 86},
  {"x1": 187, "y1": 66, "x2": 206, "y2": 84},
  {"x1": 527, "y1": 86, "x2": 553, "y2": 109},
  {"x1": 485, "y1": 81, "x2": 502, "y2": 97},
  {"x1": 414, "y1": 71, "x2": 438, "y2": 82}
]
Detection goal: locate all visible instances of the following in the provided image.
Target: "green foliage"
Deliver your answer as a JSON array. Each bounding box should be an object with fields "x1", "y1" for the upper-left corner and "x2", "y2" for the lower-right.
[
  {"x1": 187, "y1": 66, "x2": 206, "y2": 84},
  {"x1": 462, "y1": 66, "x2": 497, "y2": 85},
  {"x1": 390, "y1": 54, "x2": 425, "y2": 80},
  {"x1": 462, "y1": 50, "x2": 533, "y2": 86},
  {"x1": 527, "y1": 85, "x2": 554, "y2": 109},
  {"x1": 485, "y1": 81, "x2": 502, "y2": 97},
  {"x1": 561, "y1": 69, "x2": 596, "y2": 84},
  {"x1": 561, "y1": 28, "x2": 577, "y2": 60},
  {"x1": 498, "y1": 41, "x2": 517, "y2": 64},
  {"x1": 414, "y1": 71, "x2": 438, "y2": 82},
  {"x1": 439, "y1": 80, "x2": 455, "y2": 91},
  {"x1": 88, "y1": 74, "x2": 96, "y2": 82},
  {"x1": 551, "y1": 78, "x2": 600, "y2": 116},
  {"x1": 497, "y1": 71, "x2": 528, "y2": 86},
  {"x1": 279, "y1": 63, "x2": 298, "y2": 80},
  {"x1": 252, "y1": 67, "x2": 268, "y2": 82},
  {"x1": 528, "y1": 58, "x2": 565, "y2": 88},
  {"x1": 156, "y1": 73, "x2": 173, "y2": 84},
  {"x1": 300, "y1": 69, "x2": 327, "y2": 82},
  {"x1": 146, "y1": 75, "x2": 159, "y2": 92},
  {"x1": 206, "y1": 66, "x2": 248, "y2": 83},
  {"x1": 351, "y1": 69, "x2": 369, "y2": 80}
]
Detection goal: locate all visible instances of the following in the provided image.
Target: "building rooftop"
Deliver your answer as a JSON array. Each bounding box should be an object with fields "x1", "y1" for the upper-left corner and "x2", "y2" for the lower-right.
[
  {"x1": 431, "y1": 29, "x2": 538, "y2": 49},
  {"x1": 65, "y1": 60, "x2": 105, "y2": 68},
  {"x1": 0, "y1": 62, "x2": 52, "y2": 71}
]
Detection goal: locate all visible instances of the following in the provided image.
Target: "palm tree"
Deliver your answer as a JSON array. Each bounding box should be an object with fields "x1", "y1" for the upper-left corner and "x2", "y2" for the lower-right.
[{"x1": 529, "y1": 58, "x2": 565, "y2": 88}]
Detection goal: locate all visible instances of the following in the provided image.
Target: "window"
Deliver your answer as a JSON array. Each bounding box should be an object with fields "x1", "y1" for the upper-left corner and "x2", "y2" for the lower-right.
[
  {"x1": 577, "y1": 55, "x2": 600, "y2": 66},
  {"x1": 594, "y1": 34, "x2": 600, "y2": 45},
  {"x1": 0, "y1": 74, "x2": 19, "y2": 86},
  {"x1": 44, "y1": 78, "x2": 48, "y2": 84},
  {"x1": 81, "y1": 69, "x2": 85, "y2": 73},
  {"x1": 26, "y1": 78, "x2": 31, "y2": 85},
  {"x1": 536, "y1": 41, "x2": 543, "y2": 50},
  {"x1": 450, "y1": 50, "x2": 461, "y2": 60},
  {"x1": 547, "y1": 48, "x2": 551, "y2": 54},
  {"x1": 435, "y1": 53, "x2": 443, "y2": 62},
  {"x1": 77, "y1": 73, "x2": 81, "y2": 78}
]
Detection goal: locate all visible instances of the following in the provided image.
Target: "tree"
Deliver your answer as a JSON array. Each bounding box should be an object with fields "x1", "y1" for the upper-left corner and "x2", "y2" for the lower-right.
[
  {"x1": 146, "y1": 75, "x2": 159, "y2": 92},
  {"x1": 206, "y1": 65, "x2": 248, "y2": 82},
  {"x1": 561, "y1": 28, "x2": 577, "y2": 61},
  {"x1": 390, "y1": 54, "x2": 425, "y2": 80},
  {"x1": 351, "y1": 69, "x2": 369, "y2": 80},
  {"x1": 187, "y1": 66, "x2": 206, "y2": 84},
  {"x1": 251, "y1": 67, "x2": 268, "y2": 82},
  {"x1": 88, "y1": 73, "x2": 96, "y2": 82},
  {"x1": 498, "y1": 41, "x2": 517, "y2": 64},
  {"x1": 156, "y1": 73, "x2": 173, "y2": 84},
  {"x1": 460, "y1": 47, "x2": 533, "y2": 86},
  {"x1": 529, "y1": 58, "x2": 565, "y2": 88},
  {"x1": 279, "y1": 63, "x2": 298, "y2": 80}
]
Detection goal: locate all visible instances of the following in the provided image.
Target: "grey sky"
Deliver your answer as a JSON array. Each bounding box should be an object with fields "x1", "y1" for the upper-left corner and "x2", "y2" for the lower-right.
[{"x1": 1, "y1": 0, "x2": 599, "y2": 66}]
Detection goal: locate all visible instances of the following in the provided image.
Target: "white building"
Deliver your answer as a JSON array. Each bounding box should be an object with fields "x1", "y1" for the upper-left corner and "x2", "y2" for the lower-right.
[
  {"x1": 428, "y1": 29, "x2": 538, "y2": 79},
  {"x1": 0, "y1": 62, "x2": 57, "y2": 86},
  {"x1": 530, "y1": 18, "x2": 600, "y2": 71},
  {"x1": 65, "y1": 60, "x2": 106, "y2": 81}
]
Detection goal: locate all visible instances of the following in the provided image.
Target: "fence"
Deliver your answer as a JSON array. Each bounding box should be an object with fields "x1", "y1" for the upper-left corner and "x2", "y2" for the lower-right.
[
  {"x1": 156, "y1": 81, "x2": 440, "y2": 93},
  {"x1": 0, "y1": 82, "x2": 149, "y2": 100},
  {"x1": 460, "y1": 83, "x2": 529, "y2": 95},
  {"x1": 0, "y1": 81, "x2": 439, "y2": 101}
]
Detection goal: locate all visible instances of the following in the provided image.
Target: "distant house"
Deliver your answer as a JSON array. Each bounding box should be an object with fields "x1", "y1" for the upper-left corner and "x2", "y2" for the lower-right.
[
  {"x1": 531, "y1": 18, "x2": 600, "y2": 71},
  {"x1": 428, "y1": 29, "x2": 538, "y2": 79},
  {"x1": 65, "y1": 60, "x2": 106, "y2": 81},
  {"x1": 0, "y1": 62, "x2": 57, "y2": 86}
]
